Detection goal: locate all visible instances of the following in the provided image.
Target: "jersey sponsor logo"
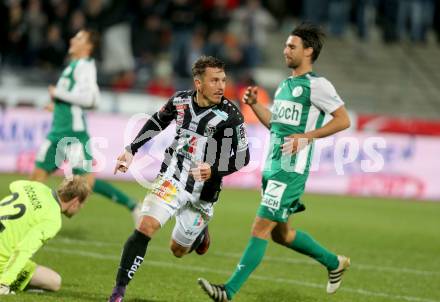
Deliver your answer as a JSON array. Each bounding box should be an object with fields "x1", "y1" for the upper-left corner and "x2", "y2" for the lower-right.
[
  {"x1": 189, "y1": 120, "x2": 198, "y2": 132},
  {"x1": 176, "y1": 104, "x2": 187, "y2": 110},
  {"x1": 173, "y1": 96, "x2": 191, "y2": 105},
  {"x1": 292, "y1": 86, "x2": 303, "y2": 97},
  {"x1": 261, "y1": 180, "x2": 287, "y2": 210},
  {"x1": 271, "y1": 100, "x2": 303, "y2": 126},
  {"x1": 151, "y1": 179, "x2": 177, "y2": 203},
  {"x1": 178, "y1": 133, "x2": 198, "y2": 161},
  {"x1": 176, "y1": 105, "x2": 186, "y2": 127},
  {"x1": 236, "y1": 124, "x2": 248, "y2": 151},
  {"x1": 128, "y1": 256, "x2": 144, "y2": 279}
]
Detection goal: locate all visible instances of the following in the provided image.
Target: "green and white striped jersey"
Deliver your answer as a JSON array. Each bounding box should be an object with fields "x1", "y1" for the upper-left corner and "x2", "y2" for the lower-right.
[
  {"x1": 264, "y1": 72, "x2": 344, "y2": 175},
  {"x1": 51, "y1": 58, "x2": 100, "y2": 135}
]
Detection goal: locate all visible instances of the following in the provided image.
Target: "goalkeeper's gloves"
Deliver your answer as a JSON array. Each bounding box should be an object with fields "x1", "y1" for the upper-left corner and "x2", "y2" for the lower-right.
[{"x1": 0, "y1": 284, "x2": 15, "y2": 295}]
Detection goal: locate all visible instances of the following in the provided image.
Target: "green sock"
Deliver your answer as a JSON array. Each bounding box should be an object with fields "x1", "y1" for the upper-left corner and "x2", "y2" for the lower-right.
[
  {"x1": 289, "y1": 230, "x2": 339, "y2": 270},
  {"x1": 225, "y1": 236, "x2": 268, "y2": 299},
  {"x1": 92, "y1": 179, "x2": 137, "y2": 211}
]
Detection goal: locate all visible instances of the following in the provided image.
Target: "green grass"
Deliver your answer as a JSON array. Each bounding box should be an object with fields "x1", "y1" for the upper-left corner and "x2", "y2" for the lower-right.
[{"x1": 1, "y1": 173, "x2": 439, "y2": 302}]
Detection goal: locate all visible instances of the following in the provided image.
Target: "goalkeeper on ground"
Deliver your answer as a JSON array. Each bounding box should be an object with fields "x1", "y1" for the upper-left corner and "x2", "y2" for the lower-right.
[{"x1": 0, "y1": 176, "x2": 90, "y2": 295}]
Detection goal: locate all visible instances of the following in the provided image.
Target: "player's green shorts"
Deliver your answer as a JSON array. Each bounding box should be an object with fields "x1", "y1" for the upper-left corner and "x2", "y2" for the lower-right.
[
  {"x1": 0, "y1": 260, "x2": 37, "y2": 291},
  {"x1": 35, "y1": 132, "x2": 93, "y2": 175},
  {"x1": 257, "y1": 170, "x2": 307, "y2": 223}
]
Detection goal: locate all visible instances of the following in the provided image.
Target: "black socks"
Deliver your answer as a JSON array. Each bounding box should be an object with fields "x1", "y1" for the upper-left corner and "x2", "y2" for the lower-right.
[{"x1": 115, "y1": 230, "x2": 151, "y2": 287}]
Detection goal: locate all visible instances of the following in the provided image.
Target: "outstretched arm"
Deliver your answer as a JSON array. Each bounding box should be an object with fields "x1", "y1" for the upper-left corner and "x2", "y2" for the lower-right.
[
  {"x1": 242, "y1": 86, "x2": 272, "y2": 129},
  {"x1": 115, "y1": 99, "x2": 177, "y2": 174}
]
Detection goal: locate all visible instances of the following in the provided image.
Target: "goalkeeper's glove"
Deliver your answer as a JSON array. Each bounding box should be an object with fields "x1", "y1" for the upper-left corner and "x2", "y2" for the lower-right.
[{"x1": 0, "y1": 284, "x2": 15, "y2": 295}]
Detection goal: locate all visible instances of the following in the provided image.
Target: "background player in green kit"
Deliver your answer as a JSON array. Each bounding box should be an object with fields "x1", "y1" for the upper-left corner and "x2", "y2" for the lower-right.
[
  {"x1": 30, "y1": 28, "x2": 141, "y2": 222},
  {"x1": 0, "y1": 176, "x2": 90, "y2": 295},
  {"x1": 198, "y1": 23, "x2": 352, "y2": 301}
]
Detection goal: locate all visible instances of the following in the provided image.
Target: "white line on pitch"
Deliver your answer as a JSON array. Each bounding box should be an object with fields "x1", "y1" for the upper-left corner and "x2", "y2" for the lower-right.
[
  {"x1": 43, "y1": 246, "x2": 439, "y2": 302},
  {"x1": 53, "y1": 237, "x2": 440, "y2": 277}
]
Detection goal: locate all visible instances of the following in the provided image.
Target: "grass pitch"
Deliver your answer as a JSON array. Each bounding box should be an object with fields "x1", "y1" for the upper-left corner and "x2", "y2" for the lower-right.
[{"x1": 0, "y1": 173, "x2": 439, "y2": 302}]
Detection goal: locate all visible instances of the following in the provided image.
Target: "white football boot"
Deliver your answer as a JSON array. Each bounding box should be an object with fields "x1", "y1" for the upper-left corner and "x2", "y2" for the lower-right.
[{"x1": 326, "y1": 255, "x2": 351, "y2": 294}]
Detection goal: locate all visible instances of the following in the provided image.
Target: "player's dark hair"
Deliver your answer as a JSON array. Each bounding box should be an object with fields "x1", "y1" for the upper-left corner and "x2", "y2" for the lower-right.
[
  {"x1": 57, "y1": 176, "x2": 90, "y2": 204},
  {"x1": 83, "y1": 28, "x2": 100, "y2": 57},
  {"x1": 192, "y1": 56, "x2": 225, "y2": 78},
  {"x1": 291, "y1": 23, "x2": 325, "y2": 63}
]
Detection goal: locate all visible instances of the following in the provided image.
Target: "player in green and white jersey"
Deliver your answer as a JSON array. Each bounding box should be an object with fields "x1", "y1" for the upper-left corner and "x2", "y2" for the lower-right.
[
  {"x1": 198, "y1": 23, "x2": 352, "y2": 301},
  {"x1": 31, "y1": 29, "x2": 140, "y2": 222},
  {"x1": 0, "y1": 177, "x2": 89, "y2": 295}
]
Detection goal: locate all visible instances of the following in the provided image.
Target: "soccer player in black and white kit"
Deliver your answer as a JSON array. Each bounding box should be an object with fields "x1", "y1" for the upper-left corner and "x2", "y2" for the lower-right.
[{"x1": 108, "y1": 56, "x2": 250, "y2": 302}]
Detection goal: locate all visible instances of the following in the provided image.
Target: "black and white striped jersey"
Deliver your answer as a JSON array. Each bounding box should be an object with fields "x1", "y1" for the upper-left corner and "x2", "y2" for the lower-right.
[{"x1": 127, "y1": 90, "x2": 250, "y2": 203}]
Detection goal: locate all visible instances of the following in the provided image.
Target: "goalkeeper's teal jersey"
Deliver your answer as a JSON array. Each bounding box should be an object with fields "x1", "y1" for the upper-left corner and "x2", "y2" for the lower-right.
[
  {"x1": 51, "y1": 58, "x2": 99, "y2": 135},
  {"x1": 264, "y1": 72, "x2": 344, "y2": 176},
  {"x1": 0, "y1": 181, "x2": 62, "y2": 286}
]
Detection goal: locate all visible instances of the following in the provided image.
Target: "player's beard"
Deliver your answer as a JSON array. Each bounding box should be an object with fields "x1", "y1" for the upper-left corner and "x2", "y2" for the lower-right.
[
  {"x1": 286, "y1": 58, "x2": 300, "y2": 69},
  {"x1": 199, "y1": 88, "x2": 221, "y2": 106}
]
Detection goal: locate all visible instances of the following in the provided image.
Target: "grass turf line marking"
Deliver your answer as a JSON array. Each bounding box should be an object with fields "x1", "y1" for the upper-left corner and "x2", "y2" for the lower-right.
[
  {"x1": 53, "y1": 237, "x2": 440, "y2": 277},
  {"x1": 43, "y1": 246, "x2": 439, "y2": 302}
]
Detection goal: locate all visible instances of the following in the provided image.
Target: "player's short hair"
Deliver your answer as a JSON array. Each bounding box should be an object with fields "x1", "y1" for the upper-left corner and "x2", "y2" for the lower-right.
[
  {"x1": 57, "y1": 176, "x2": 90, "y2": 204},
  {"x1": 83, "y1": 28, "x2": 100, "y2": 57},
  {"x1": 291, "y1": 23, "x2": 325, "y2": 63},
  {"x1": 192, "y1": 56, "x2": 225, "y2": 78}
]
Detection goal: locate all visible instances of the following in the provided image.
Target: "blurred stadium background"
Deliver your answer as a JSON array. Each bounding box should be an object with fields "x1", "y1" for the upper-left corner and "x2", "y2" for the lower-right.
[{"x1": 1, "y1": 0, "x2": 440, "y2": 301}]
